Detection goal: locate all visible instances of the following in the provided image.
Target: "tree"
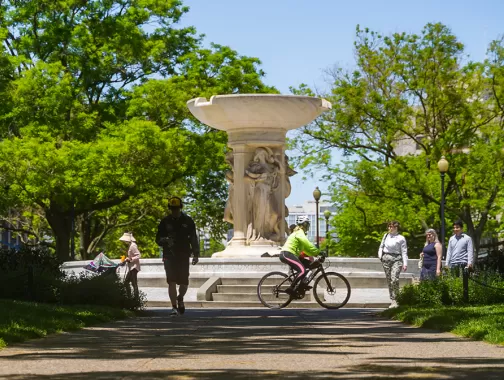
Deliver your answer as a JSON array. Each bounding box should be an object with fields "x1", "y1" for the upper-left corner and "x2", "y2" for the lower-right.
[
  {"x1": 292, "y1": 23, "x2": 504, "y2": 258},
  {"x1": 0, "y1": 206, "x2": 52, "y2": 248},
  {"x1": 0, "y1": 1, "x2": 276, "y2": 261},
  {"x1": 84, "y1": 44, "x2": 276, "y2": 258}
]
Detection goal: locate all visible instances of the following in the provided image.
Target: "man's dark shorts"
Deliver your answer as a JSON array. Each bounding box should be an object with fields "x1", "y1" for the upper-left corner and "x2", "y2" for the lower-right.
[{"x1": 163, "y1": 256, "x2": 190, "y2": 285}]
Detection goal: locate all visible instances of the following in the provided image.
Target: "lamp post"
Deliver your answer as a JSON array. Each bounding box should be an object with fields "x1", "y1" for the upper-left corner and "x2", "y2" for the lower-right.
[
  {"x1": 70, "y1": 195, "x2": 75, "y2": 261},
  {"x1": 324, "y1": 209, "x2": 331, "y2": 254},
  {"x1": 313, "y1": 187, "x2": 322, "y2": 248},
  {"x1": 438, "y1": 156, "x2": 449, "y2": 260}
]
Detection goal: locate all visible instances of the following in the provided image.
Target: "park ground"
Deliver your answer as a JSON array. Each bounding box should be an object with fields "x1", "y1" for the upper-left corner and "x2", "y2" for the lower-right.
[{"x1": 0, "y1": 307, "x2": 503, "y2": 379}]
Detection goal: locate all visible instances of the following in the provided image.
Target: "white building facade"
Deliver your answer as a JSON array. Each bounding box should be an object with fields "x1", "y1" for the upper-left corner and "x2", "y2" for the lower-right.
[{"x1": 287, "y1": 201, "x2": 336, "y2": 244}]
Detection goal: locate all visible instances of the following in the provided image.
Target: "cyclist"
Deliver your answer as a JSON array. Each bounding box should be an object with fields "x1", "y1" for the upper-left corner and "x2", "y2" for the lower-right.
[{"x1": 280, "y1": 215, "x2": 320, "y2": 295}]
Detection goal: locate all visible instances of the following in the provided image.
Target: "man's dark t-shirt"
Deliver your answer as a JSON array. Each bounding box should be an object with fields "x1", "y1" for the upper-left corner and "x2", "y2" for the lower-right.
[{"x1": 156, "y1": 212, "x2": 200, "y2": 259}]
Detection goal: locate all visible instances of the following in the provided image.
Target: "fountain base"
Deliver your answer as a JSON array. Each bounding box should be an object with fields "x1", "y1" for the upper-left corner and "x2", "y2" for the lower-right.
[{"x1": 211, "y1": 244, "x2": 282, "y2": 258}]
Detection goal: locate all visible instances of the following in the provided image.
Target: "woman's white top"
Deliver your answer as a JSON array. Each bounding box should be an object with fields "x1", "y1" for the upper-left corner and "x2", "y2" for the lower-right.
[{"x1": 378, "y1": 233, "x2": 408, "y2": 263}]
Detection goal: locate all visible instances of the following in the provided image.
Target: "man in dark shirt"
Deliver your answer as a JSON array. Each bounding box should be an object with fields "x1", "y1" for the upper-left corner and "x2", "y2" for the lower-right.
[{"x1": 156, "y1": 197, "x2": 199, "y2": 316}]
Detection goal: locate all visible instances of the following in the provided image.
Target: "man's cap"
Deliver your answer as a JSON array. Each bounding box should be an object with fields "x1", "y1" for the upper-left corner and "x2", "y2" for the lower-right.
[{"x1": 168, "y1": 197, "x2": 183, "y2": 208}]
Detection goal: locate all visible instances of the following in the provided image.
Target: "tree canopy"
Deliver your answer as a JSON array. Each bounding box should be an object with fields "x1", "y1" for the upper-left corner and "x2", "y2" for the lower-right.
[
  {"x1": 0, "y1": 0, "x2": 276, "y2": 261},
  {"x1": 292, "y1": 23, "x2": 504, "y2": 258}
]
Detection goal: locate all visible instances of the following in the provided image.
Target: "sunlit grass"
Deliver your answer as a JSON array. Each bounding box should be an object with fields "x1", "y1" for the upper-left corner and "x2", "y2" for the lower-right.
[
  {"x1": 0, "y1": 299, "x2": 133, "y2": 349},
  {"x1": 383, "y1": 304, "x2": 504, "y2": 345}
]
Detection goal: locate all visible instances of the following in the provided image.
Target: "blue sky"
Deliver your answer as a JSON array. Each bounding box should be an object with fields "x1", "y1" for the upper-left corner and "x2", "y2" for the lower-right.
[{"x1": 178, "y1": 0, "x2": 503, "y2": 205}]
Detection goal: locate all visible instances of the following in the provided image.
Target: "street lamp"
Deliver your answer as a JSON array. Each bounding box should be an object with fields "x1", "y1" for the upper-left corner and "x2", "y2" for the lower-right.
[
  {"x1": 324, "y1": 209, "x2": 331, "y2": 254},
  {"x1": 438, "y1": 156, "x2": 449, "y2": 259},
  {"x1": 70, "y1": 195, "x2": 75, "y2": 260},
  {"x1": 313, "y1": 187, "x2": 322, "y2": 248}
]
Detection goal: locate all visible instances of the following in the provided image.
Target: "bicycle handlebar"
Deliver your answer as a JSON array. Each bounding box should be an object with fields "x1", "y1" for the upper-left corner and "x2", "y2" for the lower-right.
[{"x1": 308, "y1": 255, "x2": 325, "y2": 269}]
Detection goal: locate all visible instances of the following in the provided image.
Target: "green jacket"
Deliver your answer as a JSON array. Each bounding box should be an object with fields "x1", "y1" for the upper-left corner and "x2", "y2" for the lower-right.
[{"x1": 281, "y1": 228, "x2": 319, "y2": 257}]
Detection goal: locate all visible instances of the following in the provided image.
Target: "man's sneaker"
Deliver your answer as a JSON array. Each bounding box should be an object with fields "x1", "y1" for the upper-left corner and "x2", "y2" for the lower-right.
[
  {"x1": 170, "y1": 307, "x2": 179, "y2": 317},
  {"x1": 177, "y1": 296, "x2": 185, "y2": 315},
  {"x1": 389, "y1": 300, "x2": 398, "y2": 309}
]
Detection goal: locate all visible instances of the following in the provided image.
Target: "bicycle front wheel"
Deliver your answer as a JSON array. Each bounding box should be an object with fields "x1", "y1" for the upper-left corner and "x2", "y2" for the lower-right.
[
  {"x1": 257, "y1": 271, "x2": 293, "y2": 309},
  {"x1": 313, "y1": 271, "x2": 351, "y2": 309}
]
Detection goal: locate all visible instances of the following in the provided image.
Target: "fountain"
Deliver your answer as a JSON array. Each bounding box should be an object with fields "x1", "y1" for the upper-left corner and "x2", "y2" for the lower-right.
[{"x1": 187, "y1": 94, "x2": 332, "y2": 257}]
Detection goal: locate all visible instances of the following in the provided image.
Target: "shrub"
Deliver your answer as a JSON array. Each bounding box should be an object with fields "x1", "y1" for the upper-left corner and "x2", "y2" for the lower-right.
[
  {"x1": 468, "y1": 270, "x2": 504, "y2": 305},
  {"x1": 59, "y1": 270, "x2": 146, "y2": 310},
  {"x1": 397, "y1": 278, "x2": 447, "y2": 306},
  {"x1": 0, "y1": 246, "x2": 63, "y2": 303},
  {"x1": 0, "y1": 246, "x2": 145, "y2": 310},
  {"x1": 476, "y1": 249, "x2": 504, "y2": 276},
  {"x1": 397, "y1": 270, "x2": 504, "y2": 307}
]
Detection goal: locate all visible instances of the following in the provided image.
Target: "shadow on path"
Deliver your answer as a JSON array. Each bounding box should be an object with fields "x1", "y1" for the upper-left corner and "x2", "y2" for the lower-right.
[{"x1": 0, "y1": 308, "x2": 503, "y2": 379}]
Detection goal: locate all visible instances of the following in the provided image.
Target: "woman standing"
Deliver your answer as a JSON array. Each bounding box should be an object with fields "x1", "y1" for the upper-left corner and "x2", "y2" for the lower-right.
[
  {"x1": 420, "y1": 228, "x2": 442, "y2": 281},
  {"x1": 119, "y1": 232, "x2": 141, "y2": 300},
  {"x1": 378, "y1": 221, "x2": 408, "y2": 308}
]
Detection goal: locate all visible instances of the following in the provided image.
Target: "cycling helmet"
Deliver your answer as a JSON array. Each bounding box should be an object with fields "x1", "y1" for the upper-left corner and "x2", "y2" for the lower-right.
[{"x1": 296, "y1": 215, "x2": 310, "y2": 225}]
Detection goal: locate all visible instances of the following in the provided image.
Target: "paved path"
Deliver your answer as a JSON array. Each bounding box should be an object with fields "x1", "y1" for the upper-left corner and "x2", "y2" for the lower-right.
[{"x1": 1, "y1": 308, "x2": 503, "y2": 379}]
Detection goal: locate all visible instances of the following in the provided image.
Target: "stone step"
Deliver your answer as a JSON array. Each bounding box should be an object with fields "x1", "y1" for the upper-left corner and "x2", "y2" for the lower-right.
[
  {"x1": 218, "y1": 273, "x2": 413, "y2": 284},
  {"x1": 212, "y1": 292, "x2": 314, "y2": 302},
  {"x1": 217, "y1": 285, "x2": 261, "y2": 293},
  {"x1": 137, "y1": 273, "x2": 413, "y2": 288},
  {"x1": 217, "y1": 276, "x2": 412, "y2": 290},
  {"x1": 217, "y1": 284, "x2": 345, "y2": 295},
  {"x1": 146, "y1": 300, "x2": 389, "y2": 308},
  {"x1": 138, "y1": 277, "x2": 207, "y2": 288},
  {"x1": 142, "y1": 287, "x2": 392, "y2": 308},
  {"x1": 63, "y1": 258, "x2": 423, "y2": 280}
]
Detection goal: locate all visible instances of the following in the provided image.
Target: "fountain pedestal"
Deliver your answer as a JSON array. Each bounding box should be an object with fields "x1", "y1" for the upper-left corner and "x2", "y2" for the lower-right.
[{"x1": 187, "y1": 94, "x2": 331, "y2": 257}]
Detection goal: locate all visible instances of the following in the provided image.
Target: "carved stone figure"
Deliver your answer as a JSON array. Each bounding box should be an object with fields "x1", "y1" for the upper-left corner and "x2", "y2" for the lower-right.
[
  {"x1": 223, "y1": 151, "x2": 234, "y2": 224},
  {"x1": 279, "y1": 154, "x2": 297, "y2": 238},
  {"x1": 284, "y1": 154, "x2": 297, "y2": 197},
  {"x1": 223, "y1": 148, "x2": 299, "y2": 245},
  {"x1": 244, "y1": 147, "x2": 282, "y2": 243}
]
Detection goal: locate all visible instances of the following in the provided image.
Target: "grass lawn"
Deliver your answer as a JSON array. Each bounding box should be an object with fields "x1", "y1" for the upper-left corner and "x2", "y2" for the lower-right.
[
  {"x1": 0, "y1": 299, "x2": 133, "y2": 349},
  {"x1": 382, "y1": 304, "x2": 504, "y2": 345}
]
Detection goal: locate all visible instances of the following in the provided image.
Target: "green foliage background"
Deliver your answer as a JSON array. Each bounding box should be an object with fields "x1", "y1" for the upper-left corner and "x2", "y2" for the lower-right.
[
  {"x1": 291, "y1": 23, "x2": 504, "y2": 258},
  {"x1": 0, "y1": 0, "x2": 276, "y2": 260}
]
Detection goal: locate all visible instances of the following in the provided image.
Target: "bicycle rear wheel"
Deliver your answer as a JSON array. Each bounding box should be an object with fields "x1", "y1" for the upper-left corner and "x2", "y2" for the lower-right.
[
  {"x1": 313, "y1": 271, "x2": 351, "y2": 309},
  {"x1": 257, "y1": 271, "x2": 293, "y2": 309}
]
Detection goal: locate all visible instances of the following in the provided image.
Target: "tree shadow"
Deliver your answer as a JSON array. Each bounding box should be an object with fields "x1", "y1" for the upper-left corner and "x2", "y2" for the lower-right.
[
  {"x1": 3, "y1": 366, "x2": 504, "y2": 380},
  {"x1": 1, "y1": 308, "x2": 502, "y2": 379}
]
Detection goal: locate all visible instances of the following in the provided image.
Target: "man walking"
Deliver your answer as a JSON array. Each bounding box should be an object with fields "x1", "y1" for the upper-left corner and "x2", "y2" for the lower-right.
[
  {"x1": 446, "y1": 220, "x2": 474, "y2": 275},
  {"x1": 156, "y1": 197, "x2": 199, "y2": 316}
]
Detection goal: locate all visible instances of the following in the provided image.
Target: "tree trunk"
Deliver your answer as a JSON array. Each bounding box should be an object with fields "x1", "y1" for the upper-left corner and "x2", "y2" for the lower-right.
[
  {"x1": 465, "y1": 219, "x2": 481, "y2": 262},
  {"x1": 45, "y1": 204, "x2": 72, "y2": 262},
  {"x1": 79, "y1": 213, "x2": 92, "y2": 261},
  {"x1": 79, "y1": 212, "x2": 107, "y2": 259}
]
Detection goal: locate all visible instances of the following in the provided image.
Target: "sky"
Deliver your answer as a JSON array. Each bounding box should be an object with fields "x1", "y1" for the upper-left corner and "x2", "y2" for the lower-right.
[{"x1": 177, "y1": 0, "x2": 504, "y2": 206}]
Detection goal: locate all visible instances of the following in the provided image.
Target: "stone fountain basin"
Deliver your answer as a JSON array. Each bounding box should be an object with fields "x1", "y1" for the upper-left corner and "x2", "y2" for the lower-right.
[{"x1": 187, "y1": 94, "x2": 332, "y2": 131}]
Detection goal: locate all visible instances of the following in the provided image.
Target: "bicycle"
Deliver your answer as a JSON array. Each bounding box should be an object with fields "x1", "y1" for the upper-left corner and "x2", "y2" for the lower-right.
[{"x1": 257, "y1": 253, "x2": 351, "y2": 309}]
